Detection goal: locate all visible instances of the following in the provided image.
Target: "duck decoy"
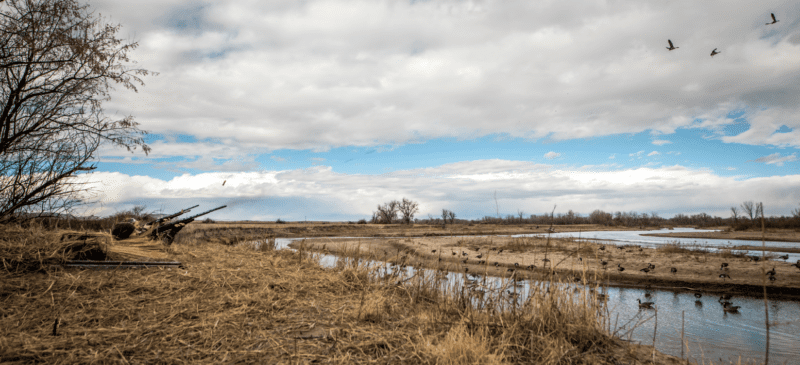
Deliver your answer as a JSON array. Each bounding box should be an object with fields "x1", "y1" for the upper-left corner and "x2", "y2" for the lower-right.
[
  {"x1": 719, "y1": 273, "x2": 730, "y2": 281},
  {"x1": 637, "y1": 299, "x2": 655, "y2": 309},
  {"x1": 711, "y1": 48, "x2": 721, "y2": 57},
  {"x1": 666, "y1": 39, "x2": 679, "y2": 51},
  {"x1": 766, "y1": 13, "x2": 779, "y2": 25},
  {"x1": 766, "y1": 267, "x2": 776, "y2": 276},
  {"x1": 670, "y1": 267, "x2": 677, "y2": 274}
]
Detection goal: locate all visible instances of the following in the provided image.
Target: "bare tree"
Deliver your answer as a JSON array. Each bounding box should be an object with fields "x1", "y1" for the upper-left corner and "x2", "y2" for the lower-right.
[
  {"x1": 517, "y1": 209, "x2": 525, "y2": 224},
  {"x1": 441, "y1": 209, "x2": 449, "y2": 228},
  {"x1": 741, "y1": 201, "x2": 755, "y2": 222},
  {"x1": 756, "y1": 202, "x2": 764, "y2": 220},
  {"x1": 447, "y1": 210, "x2": 455, "y2": 224},
  {"x1": 792, "y1": 203, "x2": 800, "y2": 219},
  {"x1": 730, "y1": 206, "x2": 740, "y2": 226},
  {"x1": 397, "y1": 198, "x2": 419, "y2": 225},
  {"x1": 0, "y1": 0, "x2": 152, "y2": 222},
  {"x1": 374, "y1": 200, "x2": 399, "y2": 224}
]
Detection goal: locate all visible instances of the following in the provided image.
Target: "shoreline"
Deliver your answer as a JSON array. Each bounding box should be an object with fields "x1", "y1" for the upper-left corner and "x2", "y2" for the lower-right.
[
  {"x1": 642, "y1": 231, "x2": 800, "y2": 243},
  {"x1": 294, "y1": 235, "x2": 800, "y2": 301}
]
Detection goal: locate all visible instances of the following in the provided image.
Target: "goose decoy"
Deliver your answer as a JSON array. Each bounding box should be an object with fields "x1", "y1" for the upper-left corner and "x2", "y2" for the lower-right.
[
  {"x1": 618, "y1": 264, "x2": 625, "y2": 272},
  {"x1": 722, "y1": 302, "x2": 740, "y2": 313},
  {"x1": 601, "y1": 260, "x2": 608, "y2": 269},
  {"x1": 766, "y1": 13, "x2": 779, "y2": 25},
  {"x1": 648, "y1": 263, "x2": 655, "y2": 270},
  {"x1": 694, "y1": 293, "x2": 702, "y2": 299},
  {"x1": 719, "y1": 273, "x2": 730, "y2": 281},
  {"x1": 644, "y1": 292, "x2": 652, "y2": 298},
  {"x1": 637, "y1": 299, "x2": 655, "y2": 309},
  {"x1": 719, "y1": 294, "x2": 732, "y2": 301},
  {"x1": 720, "y1": 263, "x2": 729, "y2": 270},
  {"x1": 778, "y1": 254, "x2": 788, "y2": 260},
  {"x1": 431, "y1": 250, "x2": 437, "y2": 253},
  {"x1": 666, "y1": 39, "x2": 679, "y2": 51},
  {"x1": 766, "y1": 267, "x2": 776, "y2": 276},
  {"x1": 476, "y1": 254, "x2": 483, "y2": 259},
  {"x1": 769, "y1": 275, "x2": 776, "y2": 282},
  {"x1": 710, "y1": 48, "x2": 721, "y2": 57},
  {"x1": 494, "y1": 262, "x2": 500, "y2": 267},
  {"x1": 670, "y1": 267, "x2": 677, "y2": 274},
  {"x1": 599, "y1": 246, "x2": 606, "y2": 251},
  {"x1": 640, "y1": 267, "x2": 651, "y2": 275}
]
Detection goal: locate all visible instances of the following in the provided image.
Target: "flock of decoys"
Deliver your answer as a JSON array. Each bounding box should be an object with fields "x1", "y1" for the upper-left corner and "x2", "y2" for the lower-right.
[{"x1": 666, "y1": 13, "x2": 779, "y2": 57}]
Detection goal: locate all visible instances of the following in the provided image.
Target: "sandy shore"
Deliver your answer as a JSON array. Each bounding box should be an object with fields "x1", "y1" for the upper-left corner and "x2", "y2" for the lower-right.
[{"x1": 296, "y1": 234, "x2": 800, "y2": 300}]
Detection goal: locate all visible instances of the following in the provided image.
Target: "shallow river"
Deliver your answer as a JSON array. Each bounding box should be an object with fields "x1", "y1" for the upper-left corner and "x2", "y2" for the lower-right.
[{"x1": 263, "y1": 229, "x2": 800, "y2": 364}]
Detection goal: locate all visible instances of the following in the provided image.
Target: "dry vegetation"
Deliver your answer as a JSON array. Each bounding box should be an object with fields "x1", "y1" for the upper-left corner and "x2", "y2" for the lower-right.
[
  {"x1": 0, "y1": 223, "x2": 687, "y2": 364},
  {"x1": 305, "y1": 235, "x2": 800, "y2": 300},
  {"x1": 643, "y1": 228, "x2": 800, "y2": 243}
]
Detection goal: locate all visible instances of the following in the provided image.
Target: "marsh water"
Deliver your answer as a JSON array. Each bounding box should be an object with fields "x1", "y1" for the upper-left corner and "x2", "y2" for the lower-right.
[{"x1": 261, "y1": 229, "x2": 800, "y2": 364}]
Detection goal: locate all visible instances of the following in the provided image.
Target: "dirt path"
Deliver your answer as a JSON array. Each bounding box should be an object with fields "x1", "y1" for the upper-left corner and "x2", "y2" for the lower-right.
[{"x1": 298, "y1": 235, "x2": 800, "y2": 300}]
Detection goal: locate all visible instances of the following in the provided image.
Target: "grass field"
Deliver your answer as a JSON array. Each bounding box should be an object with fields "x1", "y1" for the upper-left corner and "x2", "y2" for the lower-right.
[{"x1": 0, "y1": 222, "x2": 688, "y2": 364}]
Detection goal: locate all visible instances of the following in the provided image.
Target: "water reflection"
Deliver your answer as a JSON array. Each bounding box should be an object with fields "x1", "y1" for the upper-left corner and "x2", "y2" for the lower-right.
[{"x1": 259, "y1": 235, "x2": 800, "y2": 364}]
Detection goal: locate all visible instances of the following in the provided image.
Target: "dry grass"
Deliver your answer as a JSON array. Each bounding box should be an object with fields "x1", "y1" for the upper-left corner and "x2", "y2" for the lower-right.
[{"x1": 0, "y1": 224, "x2": 684, "y2": 364}]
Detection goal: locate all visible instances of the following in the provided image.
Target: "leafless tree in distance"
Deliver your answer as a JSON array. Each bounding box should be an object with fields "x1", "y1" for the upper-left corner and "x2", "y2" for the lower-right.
[
  {"x1": 741, "y1": 201, "x2": 755, "y2": 222},
  {"x1": 398, "y1": 198, "x2": 419, "y2": 225},
  {"x1": 0, "y1": 0, "x2": 152, "y2": 223}
]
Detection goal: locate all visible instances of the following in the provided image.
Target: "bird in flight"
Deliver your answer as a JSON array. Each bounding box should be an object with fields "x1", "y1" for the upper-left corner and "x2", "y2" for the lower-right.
[
  {"x1": 766, "y1": 13, "x2": 779, "y2": 25},
  {"x1": 222, "y1": 180, "x2": 226, "y2": 186},
  {"x1": 710, "y1": 48, "x2": 720, "y2": 57},
  {"x1": 666, "y1": 39, "x2": 678, "y2": 51}
]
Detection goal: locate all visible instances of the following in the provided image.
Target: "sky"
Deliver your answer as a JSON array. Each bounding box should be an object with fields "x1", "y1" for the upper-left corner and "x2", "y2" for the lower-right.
[{"x1": 71, "y1": 0, "x2": 800, "y2": 221}]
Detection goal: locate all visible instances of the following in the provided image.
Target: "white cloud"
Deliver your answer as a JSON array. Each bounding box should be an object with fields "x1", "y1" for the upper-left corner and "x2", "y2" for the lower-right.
[
  {"x1": 609, "y1": 154, "x2": 616, "y2": 159},
  {"x1": 630, "y1": 151, "x2": 645, "y2": 158},
  {"x1": 647, "y1": 151, "x2": 660, "y2": 156},
  {"x1": 72, "y1": 161, "x2": 800, "y2": 220},
  {"x1": 667, "y1": 151, "x2": 681, "y2": 155},
  {"x1": 89, "y1": 0, "x2": 800, "y2": 154},
  {"x1": 544, "y1": 151, "x2": 561, "y2": 160},
  {"x1": 652, "y1": 140, "x2": 672, "y2": 146},
  {"x1": 750, "y1": 153, "x2": 797, "y2": 166}
]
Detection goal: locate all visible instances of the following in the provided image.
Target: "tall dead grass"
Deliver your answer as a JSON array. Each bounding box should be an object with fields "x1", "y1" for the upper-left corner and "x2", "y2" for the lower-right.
[{"x1": 1, "y1": 226, "x2": 676, "y2": 364}]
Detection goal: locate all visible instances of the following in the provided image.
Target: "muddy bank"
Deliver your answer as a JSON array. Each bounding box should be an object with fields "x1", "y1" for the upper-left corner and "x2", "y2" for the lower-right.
[
  {"x1": 642, "y1": 229, "x2": 800, "y2": 243},
  {"x1": 295, "y1": 235, "x2": 800, "y2": 301}
]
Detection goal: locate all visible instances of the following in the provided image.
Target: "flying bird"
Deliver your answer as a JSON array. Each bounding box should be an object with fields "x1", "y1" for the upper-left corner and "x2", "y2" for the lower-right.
[
  {"x1": 766, "y1": 13, "x2": 779, "y2": 25},
  {"x1": 222, "y1": 180, "x2": 226, "y2": 186},
  {"x1": 666, "y1": 39, "x2": 679, "y2": 51},
  {"x1": 710, "y1": 48, "x2": 721, "y2": 57}
]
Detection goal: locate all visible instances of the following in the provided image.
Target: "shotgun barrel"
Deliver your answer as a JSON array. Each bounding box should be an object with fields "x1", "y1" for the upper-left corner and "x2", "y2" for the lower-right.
[
  {"x1": 145, "y1": 204, "x2": 200, "y2": 226},
  {"x1": 151, "y1": 205, "x2": 227, "y2": 242}
]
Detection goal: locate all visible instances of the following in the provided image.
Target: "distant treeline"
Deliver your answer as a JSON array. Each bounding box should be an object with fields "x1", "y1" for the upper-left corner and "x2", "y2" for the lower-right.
[{"x1": 416, "y1": 207, "x2": 800, "y2": 229}]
